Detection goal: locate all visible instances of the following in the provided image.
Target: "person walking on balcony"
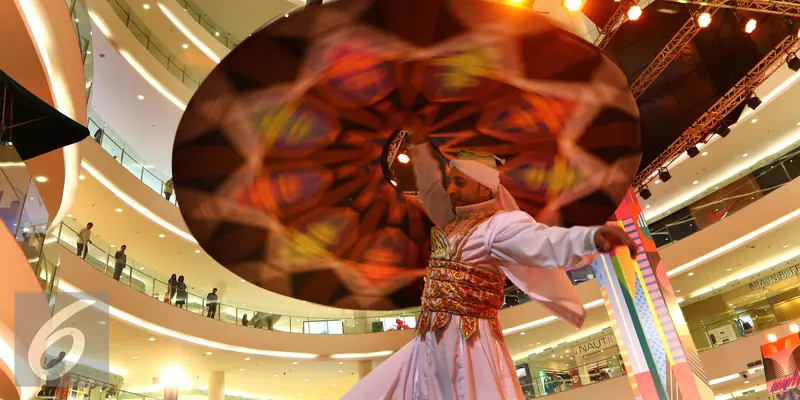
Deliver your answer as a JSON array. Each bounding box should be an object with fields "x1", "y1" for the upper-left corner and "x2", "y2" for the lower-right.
[
  {"x1": 76, "y1": 222, "x2": 93, "y2": 260},
  {"x1": 206, "y1": 288, "x2": 218, "y2": 319},
  {"x1": 163, "y1": 178, "x2": 174, "y2": 201},
  {"x1": 342, "y1": 118, "x2": 637, "y2": 399},
  {"x1": 175, "y1": 275, "x2": 187, "y2": 309},
  {"x1": 112, "y1": 245, "x2": 127, "y2": 281},
  {"x1": 168, "y1": 274, "x2": 178, "y2": 304}
]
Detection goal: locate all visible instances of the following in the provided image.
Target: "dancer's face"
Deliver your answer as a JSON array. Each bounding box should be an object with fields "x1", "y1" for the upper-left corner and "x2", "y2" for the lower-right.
[{"x1": 446, "y1": 168, "x2": 492, "y2": 207}]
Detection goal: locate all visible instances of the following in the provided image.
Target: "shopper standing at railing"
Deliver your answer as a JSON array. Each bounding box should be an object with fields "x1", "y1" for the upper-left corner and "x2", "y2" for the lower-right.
[
  {"x1": 163, "y1": 178, "x2": 174, "y2": 201},
  {"x1": 168, "y1": 274, "x2": 178, "y2": 305},
  {"x1": 76, "y1": 222, "x2": 93, "y2": 260},
  {"x1": 206, "y1": 288, "x2": 218, "y2": 319},
  {"x1": 113, "y1": 245, "x2": 127, "y2": 281},
  {"x1": 175, "y1": 276, "x2": 187, "y2": 309}
]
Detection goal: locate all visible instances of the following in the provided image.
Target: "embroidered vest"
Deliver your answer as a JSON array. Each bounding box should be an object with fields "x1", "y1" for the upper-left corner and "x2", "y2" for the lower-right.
[{"x1": 417, "y1": 209, "x2": 505, "y2": 341}]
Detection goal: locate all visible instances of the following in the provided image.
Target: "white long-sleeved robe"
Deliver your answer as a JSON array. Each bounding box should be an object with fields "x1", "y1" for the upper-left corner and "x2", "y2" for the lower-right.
[{"x1": 341, "y1": 143, "x2": 599, "y2": 400}]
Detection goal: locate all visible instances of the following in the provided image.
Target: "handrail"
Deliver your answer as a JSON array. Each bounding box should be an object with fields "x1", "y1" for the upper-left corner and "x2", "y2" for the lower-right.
[
  {"x1": 514, "y1": 354, "x2": 626, "y2": 398},
  {"x1": 173, "y1": 0, "x2": 239, "y2": 50},
  {"x1": 103, "y1": 0, "x2": 202, "y2": 90}
]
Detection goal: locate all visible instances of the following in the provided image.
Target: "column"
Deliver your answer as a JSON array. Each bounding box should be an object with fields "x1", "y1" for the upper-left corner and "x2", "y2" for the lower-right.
[
  {"x1": 357, "y1": 360, "x2": 373, "y2": 380},
  {"x1": 209, "y1": 371, "x2": 225, "y2": 400},
  {"x1": 592, "y1": 189, "x2": 715, "y2": 400}
]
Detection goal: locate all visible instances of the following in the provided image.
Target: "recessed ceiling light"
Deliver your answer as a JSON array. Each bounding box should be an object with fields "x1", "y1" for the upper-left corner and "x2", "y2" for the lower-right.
[
  {"x1": 701, "y1": 152, "x2": 708, "y2": 156},
  {"x1": 338, "y1": 370, "x2": 343, "y2": 373},
  {"x1": 143, "y1": 3, "x2": 150, "y2": 9},
  {"x1": 692, "y1": 180, "x2": 699, "y2": 185},
  {"x1": 214, "y1": 31, "x2": 220, "y2": 37},
  {"x1": 751, "y1": 119, "x2": 758, "y2": 123},
  {"x1": 537, "y1": 342, "x2": 541, "y2": 345},
  {"x1": 66, "y1": 213, "x2": 73, "y2": 218},
  {"x1": 645, "y1": 204, "x2": 651, "y2": 209},
  {"x1": 338, "y1": 362, "x2": 343, "y2": 365},
  {"x1": 688, "y1": 272, "x2": 695, "y2": 276},
  {"x1": 285, "y1": 13, "x2": 289, "y2": 17},
  {"x1": 79, "y1": 175, "x2": 86, "y2": 180},
  {"x1": 35, "y1": 176, "x2": 48, "y2": 183},
  {"x1": 743, "y1": 153, "x2": 749, "y2": 157},
  {"x1": 675, "y1": 290, "x2": 681, "y2": 293},
  {"x1": 139, "y1": 267, "x2": 144, "y2": 270},
  {"x1": 240, "y1": 368, "x2": 244, "y2": 371},
  {"x1": 148, "y1": 338, "x2": 155, "y2": 341},
  {"x1": 194, "y1": 249, "x2": 201, "y2": 254},
  {"x1": 158, "y1": 234, "x2": 166, "y2": 238},
  {"x1": 206, "y1": 352, "x2": 212, "y2": 355},
  {"x1": 182, "y1": 44, "x2": 189, "y2": 49},
  {"x1": 240, "y1": 279, "x2": 246, "y2": 283},
  {"x1": 115, "y1": 208, "x2": 123, "y2": 212},
  {"x1": 137, "y1": 95, "x2": 144, "y2": 100},
  {"x1": 274, "y1": 374, "x2": 279, "y2": 377},
  {"x1": 520, "y1": 332, "x2": 526, "y2": 335},
  {"x1": 654, "y1": 180, "x2": 661, "y2": 184},
  {"x1": 75, "y1": 18, "x2": 79, "y2": 22},
  {"x1": 110, "y1": 245, "x2": 115, "y2": 248},
  {"x1": 304, "y1": 379, "x2": 309, "y2": 382},
  {"x1": 131, "y1": 356, "x2": 138, "y2": 359},
  {"x1": 292, "y1": 362, "x2": 298, "y2": 365},
  {"x1": 784, "y1": 245, "x2": 790, "y2": 248},
  {"x1": 726, "y1": 268, "x2": 732, "y2": 272},
  {"x1": 728, "y1": 303, "x2": 733, "y2": 306},
  {"x1": 245, "y1": 357, "x2": 251, "y2": 361}
]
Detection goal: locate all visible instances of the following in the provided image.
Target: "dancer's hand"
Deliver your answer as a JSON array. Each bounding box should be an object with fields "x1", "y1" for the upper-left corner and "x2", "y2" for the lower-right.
[{"x1": 594, "y1": 226, "x2": 638, "y2": 257}]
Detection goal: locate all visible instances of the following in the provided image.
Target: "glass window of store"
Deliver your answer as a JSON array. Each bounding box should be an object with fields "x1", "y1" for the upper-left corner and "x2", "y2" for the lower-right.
[
  {"x1": 681, "y1": 261, "x2": 800, "y2": 350},
  {"x1": 514, "y1": 328, "x2": 625, "y2": 398}
]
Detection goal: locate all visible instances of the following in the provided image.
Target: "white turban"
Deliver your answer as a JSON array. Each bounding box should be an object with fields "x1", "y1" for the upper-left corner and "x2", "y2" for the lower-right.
[{"x1": 450, "y1": 158, "x2": 520, "y2": 212}]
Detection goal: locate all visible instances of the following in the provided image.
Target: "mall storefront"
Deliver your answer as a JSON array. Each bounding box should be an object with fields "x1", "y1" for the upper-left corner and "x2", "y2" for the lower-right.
[
  {"x1": 514, "y1": 327, "x2": 625, "y2": 398},
  {"x1": 681, "y1": 261, "x2": 800, "y2": 350}
]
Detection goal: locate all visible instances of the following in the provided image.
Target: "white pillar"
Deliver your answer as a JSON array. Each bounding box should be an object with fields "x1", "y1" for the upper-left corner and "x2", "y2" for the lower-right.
[
  {"x1": 357, "y1": 360, "x2": 373, "y2": 380},
  {"x1": 209, "y1": 370, "x2": 225, "y2": 400}
]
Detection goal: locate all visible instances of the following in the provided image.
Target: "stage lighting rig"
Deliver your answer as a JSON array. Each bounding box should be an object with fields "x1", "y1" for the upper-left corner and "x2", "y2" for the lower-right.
[
  {"x1": 658, "y1": 169, "x2": 672, "y2": 183},
  {"x1": 789, "y1": 53, "x2": 800, "y2": 72},
  {"x1": 746, "y1": 94, "x2": 762, "y2": 110},
  {"x1": 639, "y1": 186, "x2": 652, "y2": 200},
  {"x1": 687, "y1": 145, "x2": 700, "y2": 158}
]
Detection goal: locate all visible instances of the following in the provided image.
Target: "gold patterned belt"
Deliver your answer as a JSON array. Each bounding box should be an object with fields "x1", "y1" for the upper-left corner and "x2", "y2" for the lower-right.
[{"x1": 417, "y1": 260, "x2": 505, "y2": 342}]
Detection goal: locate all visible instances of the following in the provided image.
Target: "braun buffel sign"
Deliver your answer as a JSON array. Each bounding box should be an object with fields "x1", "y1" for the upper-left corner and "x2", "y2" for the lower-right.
[{"x1": 749, "y1": 264, "x2": 800, "y2": 291}]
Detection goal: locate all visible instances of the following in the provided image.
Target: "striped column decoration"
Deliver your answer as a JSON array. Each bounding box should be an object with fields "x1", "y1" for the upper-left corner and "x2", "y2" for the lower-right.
[{"x1": 591, "y1": 188, "x2": 715, "y2": 400}]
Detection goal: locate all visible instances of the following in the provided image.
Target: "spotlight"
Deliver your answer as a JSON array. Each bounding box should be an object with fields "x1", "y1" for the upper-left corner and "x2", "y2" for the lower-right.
[
  {"x1": 627, "y1": 5, "x2": 642, "y2": 21},
  {"x1": 768, "y1": 333, "x2": 778, "y2": 343},
  {"x1": 697, "y1": 12, "x2": 712, "y2": 28},
  {"x1": 397, "y1": 153, "x2": 410, "y2": 164},
  {"x1": 686, "y1": 146, "x2": 700, "y2": 158},
  {"x1": 788, "y1": 53, "x2": 800, "y2": 72},
  {"x1": 717, "y1": 125, "x2": 731, "y2": 138},
  {"x1": 639, "y1": 186, "x2": 651, "y2": 200},
  {"x1": 746, "y1": 95, "x2": 762, "y2": 110},
  {"x1": 658, "y1": 169, "x2": 672, "y2": 183},
  {"x1": 565, "y1": 0, "x2": 582, "y2": 12},
  {"x1": 745, "y1": 18, "x2": 757, "y2": 33}
]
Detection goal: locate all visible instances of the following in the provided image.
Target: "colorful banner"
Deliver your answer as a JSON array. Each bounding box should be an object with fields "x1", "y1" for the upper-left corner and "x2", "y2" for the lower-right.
[
  {"x1": 762, "y1": 333, "x2": 800, "y2": 394},
  {"x1": 592, "y1": 188, "x2": 716, "y2": 400},
  {"x1": 55, "y1": 374, "x2": 71, "y2": 400}
]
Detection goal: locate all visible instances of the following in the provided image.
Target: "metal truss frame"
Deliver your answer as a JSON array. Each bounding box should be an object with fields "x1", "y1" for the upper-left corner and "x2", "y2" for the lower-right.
[
  {"x1": 594, "y1": 2, "x2": 633, "y2": 50},
  {"x1": 664, "y1": 0, "x2": 800, "y2": 18},
  {"x1": 633, "y1": 33, "x2": 800, "y2": 188}
]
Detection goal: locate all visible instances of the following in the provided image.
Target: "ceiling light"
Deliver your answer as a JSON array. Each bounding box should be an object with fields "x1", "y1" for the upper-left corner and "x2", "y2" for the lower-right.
[
  {"x1": 743, "y1": 153, "x2": 749, "y2": 158},
  {"x1": 745, "y1": 18, "x2": 757, "y2": 33},
  {"x1": 726, "y1": 268, "x2": 732, "y2": 272},
  {"x1": 274, "y1": 374, "x2": 279, "y2": 377},
  {"x1": 791, "y1": 323, "x2": 800, "y2": 333},
  {"x1": 645, "y1": 204, "x2": 651, "y2": 209},
  {"x1": 702, "y1": 152, "x2": 708, "y2": 156},
  {"x1": 115, "y1": 208, "x2": 123, "y2": 212},
  {"x1": 75, "y1": 18, "x2": 79, "y2": 22},
  {"x1": 293, "y1": 362, "x2": 298, "y2": 365},
  {"x1": 148, "y1": 338, "x2": 155, "y2": 341},
  {"x1": 746, "y1": 95, "x2": 762, "y2": 110},
  {"x1": 788, "y1": 54, "x2": 800, "y2": 72},
  {"x1": 768, "y1": 333, "x2": 778, "y2": 342},
  {"x1": 397, "y1": 153, "x2": 410, "y2": 164},
  {"x1": 182, "y1": 44, "x2": 189, "y2": 49},
  {"x1": 245, "y1": 358, "x2": 250, "y2": 361},
  {"x1": 697, "y1": 12, "x2": 711, "y2": 28},
  {"x1": 143, "y1": 3, "x2": 150, "y2": 9},
  {"x1": 240, "y1": 279, "x2": 246, "y2": 283},
  {"x1": 654, "y1": 179, "x2": 661, "y2": 184},
  {"x1": 194, "y1": 249, "x2": 201, "y2": 254},
  {"x1": 338, "y1": 370, "x2": 343, "y2": 373},
  {"x1": 728, "y1": 303, "x2": 733, "y2": 306},
  {"x1": 693, "y1": 180, "x2": 699, "y2": 185},
  {"x1": 285, "y1": 13, "x2": 289, "y2": 17},
  {"x1": 214, "y1": 31, "x2": 220, "y2": 37},
  {"x1": 132, "y1": 356, "x2": 138, "y2": 359},
  {"x1": 338, "y1": 362, "x2": 343, "y2": 365},
  {"x1": 137, "y1": 95, "x2": 144, "y2": 100},
  {"x1": 627, "y1": 5, "x2": 642, "y2": 20},
  {"x1": 158, "y1": 234, "x2": 166, "y2": 238},
  {"x1": 66, "y1": 213, "x2": 73, "y2": 218},
  {"x1": 79, "y1": 175, "x2": 85, "y2": 180},
  {"x1": 564, "y1": 0, "x2": 582, "y2": 11},
  {"x1": 751, "y1": 119, "x2": 758, "y2": 123},
  {"x1": 658, "y1": 169, "x2": 672, "y2": 183},
  {"x1": 784, "y1": 245, "x2": 790, "y2": 249},
  {"x1": 86, "y1": 50, "x2": 92, "y2": 55},
  {"x1": 675, "y1": 290, "x2": 681, "y2": 293},
  {"x1": 688, "y1": 272, "x2": 695, "y2": 276},
  {"x1": 206, "y1": 352, "x2": 212, "y2": 355},
  {"x1": 158, "y1": 4, "x2": 221, "y2": 63},
  {"x1": 239, "y1": 368, "x2": 244, "y2": 371},
  {"x1": 390, "y1": 179, "x2": 398, "y2": 187},
  {"x1": 520, "y1": 332, "x2": 526, "y2": 335},
  {"x1": 139, "y1": 267, "x2": 144, "y2": 270}
]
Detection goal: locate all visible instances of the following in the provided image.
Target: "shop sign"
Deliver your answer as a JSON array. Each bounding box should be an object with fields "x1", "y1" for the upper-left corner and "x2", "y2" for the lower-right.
[
  {"x1": 762, "y1": 333, "x2": 800, "y2": 394},
  {"x1": 572, "y1": 334, "x2": 617, "y2": 355},
  {"x1": 749, "y1": 264, "x2": 800, "y2": 291}
]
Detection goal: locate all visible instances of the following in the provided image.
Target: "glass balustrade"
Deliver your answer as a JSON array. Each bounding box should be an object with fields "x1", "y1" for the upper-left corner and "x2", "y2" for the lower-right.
[
  {"x1": 515, "y1": 355, "x2": 626, "y2": 398},
  {"x1": 173, "y1": 0, "x2": 240, "y2": 50},
  {"x1": 104, "y1": 0, "x2": 202, "y2": 90},
  {"x1": 649, "y1": 147, "x2": 800, "y2": 248}
]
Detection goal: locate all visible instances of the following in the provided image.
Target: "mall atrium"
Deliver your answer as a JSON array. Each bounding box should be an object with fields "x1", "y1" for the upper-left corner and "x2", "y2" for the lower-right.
[{"x1": 1, "y1": 0, "x2": 800, "y2": 399}]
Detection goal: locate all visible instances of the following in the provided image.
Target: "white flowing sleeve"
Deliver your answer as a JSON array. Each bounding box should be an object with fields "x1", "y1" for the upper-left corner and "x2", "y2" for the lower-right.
[
  {"x1": 409, "y1": 142, "x2": 455, "y2": 229},
  {"x1": 483, "y1": 211, "x2": 599, "y2": 269}
]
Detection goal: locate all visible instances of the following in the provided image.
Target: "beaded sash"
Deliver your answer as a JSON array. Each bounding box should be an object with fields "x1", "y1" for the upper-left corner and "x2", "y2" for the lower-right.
[{"x1": 417, "y1": 208, "x2": 505, "y2": 341}]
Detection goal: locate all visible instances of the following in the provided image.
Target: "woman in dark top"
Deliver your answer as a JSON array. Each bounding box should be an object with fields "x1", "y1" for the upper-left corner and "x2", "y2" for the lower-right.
[
  {"x1": 175, "y1": 275, "x2": 188, "y2": 309},
  {"x1": 242, "y1": 314, "x2": 249, "y2": 326},
  {"x1": 167, "y1": 274, "x2": 178, "y2": 304}
]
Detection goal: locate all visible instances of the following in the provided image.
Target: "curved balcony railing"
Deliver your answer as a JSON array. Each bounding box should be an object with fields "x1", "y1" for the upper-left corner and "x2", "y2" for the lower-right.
[
  {"x1": 649, "y1": 146, "x2": 800, "y2": 248},
  {"x1": 515, "y1": 355, "x2": 626, "y2": 398},
  {"x1": 87, "y1": 115, "x2": 178, "y2": 205},
  {"x1": 174, "y1": 0, "x2": 239, "y2": 50},
  {"x1": 104, "y1": 0, "x2": 202, "y2": 90}
]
